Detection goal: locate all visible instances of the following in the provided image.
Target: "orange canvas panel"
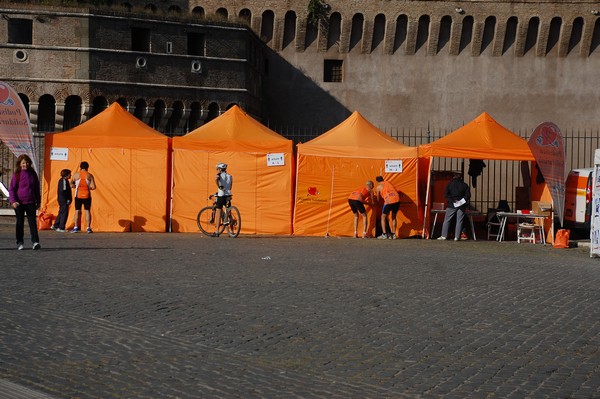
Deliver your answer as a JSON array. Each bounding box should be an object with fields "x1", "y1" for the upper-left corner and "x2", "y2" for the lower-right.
[
  {"x1": 170, "y1": 150, "x2": 209, "y2": 233},
  {"x1": 174, "y1": 105, "x2": 291, "y2": 153},
  {"x1": 49, "y1": 103, "x2": 167, "y2": 150},
  {"x1": 41, "y1": 147, "x2": 168, "y2": 232},
  {"x1": 293, "y1": 155, "x2": 421, "y2": 238},
  {"x1": 171, "y1": 105, "x2": 294, "y2": 235},
  {"x1": 130, "y1": 149, "x2": 169, "y2": 232},
  {"x1": 293, "y1": 110, "x2": 421, "y2": 238},
  {"x1": 41, "y1": 103, "x2": 169, "y2": 232},
  {"x1": 171, "y1": 150, "x2": 293, "y2": 234},
  {"x1": 298, "y1": 111, "x2": 417, "y2": 159},
  {"x1": 419, "y1": 112, "x2": 535, "y2": 161}
]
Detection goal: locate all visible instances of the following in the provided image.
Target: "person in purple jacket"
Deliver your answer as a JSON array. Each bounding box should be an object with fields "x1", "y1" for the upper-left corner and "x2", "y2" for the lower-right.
[{"x1": 9, "y1": 154, "x2": 41, "y2": 250}]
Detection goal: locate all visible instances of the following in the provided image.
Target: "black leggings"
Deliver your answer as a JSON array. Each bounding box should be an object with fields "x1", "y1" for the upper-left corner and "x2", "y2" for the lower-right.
[{"x1": 15, "y1": 202, "x2": 39, "y2": 244}]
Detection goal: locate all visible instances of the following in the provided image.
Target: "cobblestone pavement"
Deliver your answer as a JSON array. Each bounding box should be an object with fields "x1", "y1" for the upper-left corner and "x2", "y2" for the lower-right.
[{"x1": 0, "y1": 224, "x2": 599, "y2": 399}]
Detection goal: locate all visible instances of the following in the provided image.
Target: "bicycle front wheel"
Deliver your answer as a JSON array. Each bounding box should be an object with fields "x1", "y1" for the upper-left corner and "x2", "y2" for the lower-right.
[
  {"x1": 226, "y1": 206, "x2": 241, "y2": 237},
  {"x1": 197, "y1": 207, "x2": 226, "y2": 236}
]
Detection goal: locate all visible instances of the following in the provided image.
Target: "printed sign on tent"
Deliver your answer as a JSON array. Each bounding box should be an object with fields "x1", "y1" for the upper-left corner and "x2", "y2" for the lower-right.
[
  {"x1": 0, "y1": 81, "x2": 37, "y2": 169},
  {"x1": 50, "y1": 147, "x2": 69, "y2": 161},
  {"x1": 385, "y1": 160, "x2": 403, "y2": 173},
  {"x1": 528, "y1": 122, "x2": 566, "y2": 227},
  {"x1": 267, "y1": 153, "x2": 285, "y2": 166}
]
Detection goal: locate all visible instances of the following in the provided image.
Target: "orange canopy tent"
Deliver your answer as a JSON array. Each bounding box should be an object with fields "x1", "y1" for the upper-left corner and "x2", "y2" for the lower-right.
[
  {"x1": 171, "y1": 105, "x2": 294, "y2": 234},
  {"x1": 42, "y1": 103, "x2": 170, "y2": 232},
  {"x1": 418, "y1": 112, "x2": 535, "y2": 237},
  {"x1": 419, "y1": 112, "x2": 535, "y2": 161},
  {"x1": 293, "y1": 111, "x2": 421, "y2": 238}
]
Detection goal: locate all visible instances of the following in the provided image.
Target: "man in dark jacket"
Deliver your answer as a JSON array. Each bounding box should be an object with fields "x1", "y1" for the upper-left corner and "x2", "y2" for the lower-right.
[{"x1": 438, "y1": 173, "x2": 471, "y2": 241}]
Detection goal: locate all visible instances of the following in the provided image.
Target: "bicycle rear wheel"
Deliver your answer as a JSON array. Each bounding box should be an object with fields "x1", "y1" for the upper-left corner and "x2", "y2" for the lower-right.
[
  {"x1": 197, "y1": 207, "x2": 226, "y2": 236},
  {"x1": 226, "y1": 206, "x2": 241, "y2": 237}
]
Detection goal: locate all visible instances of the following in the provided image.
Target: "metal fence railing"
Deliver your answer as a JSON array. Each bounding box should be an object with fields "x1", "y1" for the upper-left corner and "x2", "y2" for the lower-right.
[
  {"x1": 2, "y1": 127, "x2": 598, "y2": 215},
  {"x1": 270, "y1": 125, "x2": 600, "y2": 213}
]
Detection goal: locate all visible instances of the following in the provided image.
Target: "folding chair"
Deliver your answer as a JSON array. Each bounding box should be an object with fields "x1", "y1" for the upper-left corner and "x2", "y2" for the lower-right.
[{"x1": 485, "y1": 208, "x2": 502, "y2": 241}]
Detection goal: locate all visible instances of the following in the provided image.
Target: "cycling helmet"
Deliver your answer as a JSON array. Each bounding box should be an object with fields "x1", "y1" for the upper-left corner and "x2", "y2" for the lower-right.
[{"x1": 216, "y1": 162, "x2": 227, "y2": 170}]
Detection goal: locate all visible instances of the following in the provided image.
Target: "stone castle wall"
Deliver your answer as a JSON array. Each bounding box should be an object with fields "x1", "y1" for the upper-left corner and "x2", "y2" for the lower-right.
[{"x1": 191, "y1": 0, "x2": 600, "y2": 131}]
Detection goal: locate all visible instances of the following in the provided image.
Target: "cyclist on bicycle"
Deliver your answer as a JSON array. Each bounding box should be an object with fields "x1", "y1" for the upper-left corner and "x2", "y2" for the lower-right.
[{"x1": 212, "y1": 162, "x2": 233, "y2": 237}]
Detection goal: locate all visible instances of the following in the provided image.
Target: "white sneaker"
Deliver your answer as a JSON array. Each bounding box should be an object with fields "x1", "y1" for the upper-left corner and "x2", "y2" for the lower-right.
[
  {"x1": 390, "y1": 234, "x2": 397, "y2": 240},
  {"x1": 377, "y1": 234, "x2": 388, "y2": 240},
  {"x1": 32, "y1": 242, "x2": 41, "y2": 250},
  {"x1": 17, "y1": 244, "x2": 24, "y2": 250},
  {"x1": 437, "y1": 236, "x2": 446, "y2": 240}
]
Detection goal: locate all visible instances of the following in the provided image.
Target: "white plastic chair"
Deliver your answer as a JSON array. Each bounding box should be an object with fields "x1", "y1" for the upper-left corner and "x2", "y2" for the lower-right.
[{"x1": 517, "y1": 222, "x2": 545, "y2": 244}]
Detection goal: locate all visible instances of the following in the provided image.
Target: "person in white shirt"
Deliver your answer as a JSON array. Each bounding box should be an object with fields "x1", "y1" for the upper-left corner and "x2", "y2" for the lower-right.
[{"x1": 212, "y1": 163, "x2": 233, "y2": 237}]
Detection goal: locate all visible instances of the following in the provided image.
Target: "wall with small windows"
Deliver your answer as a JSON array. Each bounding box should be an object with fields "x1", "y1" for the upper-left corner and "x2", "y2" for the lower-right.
[
  {"x1": 191, "y1": 0, "x2": 600, "y2": 130},
  {"x1": 0, "y1": 5, "x2": 266, "y2": 136},
  {"x1": 1, "y1": 0, "x2": 599, "y2": 133}
]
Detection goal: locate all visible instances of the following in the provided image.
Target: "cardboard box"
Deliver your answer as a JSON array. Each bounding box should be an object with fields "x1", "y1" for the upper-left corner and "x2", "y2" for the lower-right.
[{"x1": 532, "y1": 201, "x2": 552, "y2": 216}]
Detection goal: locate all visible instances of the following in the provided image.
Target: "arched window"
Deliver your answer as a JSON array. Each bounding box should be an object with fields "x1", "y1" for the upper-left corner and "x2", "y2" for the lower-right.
[
  {"x1": 372, "y1": 14, "x2": 386, "y2": 52},
  {"x1": 216, "y1": 8, "x2": 228, "y2": 20},
  {"x1": 239, "y1": 9, "x2": 251, "y2": 24},
  {"x1": 590, "y1": 18, "x2": 600, "y2": 56},
  {"x1": 481, "y1": 16, "x2": 496, "y2": 54},
  {"x1": 327, "y1": 12, "x2": 342, "y2": 51},
  {"x1": 188, "y1": 102, "x2": 202, "y2": 131},
  {"x1": 524, "y1": 17, "x2": 539, "y2": 55},
  {"x1": 168, "y1": 5, "x2": 181, "y2": 14},
  {"x1": 349, "y1": 13, "x2": 364, "y2": 52},
  {"x1": 393, "y1": 15, "x2": 408, "y2": 53},
  {"x1": 205, "y1": 102, "x2": 220, "y2": 124},
  {"x1": 261, "y1": 10, "x2": 275, "y2": 44},
  {"x1": 149, "y1": 100, "x2": 166, "y2": 131},
  {"x1": 165, "y1": 101, "x2": 184, "y2": 136},
  {"x1": 305, "y1": 17, "x2": 318, "y2": 49},
  {"x1": 63, "y1": 95, "x2": 83, "y2": 131},
  {"x1": 90, "y1": 96, "x2": 108, "y2": 119},
  {"x1": 567, "y1": 17, "x2": 584, "y2": 55},
  {"x1": 116, "y1": 98, "x2": 128, "y2": 109},
  {"x1": 134, "y1": 99, "x2": 147, "y2": 122},
  {"x1": 283, "y1": 11, "x2": 297, "y2": 50},
  {"x1": 459, "y1": 16, "x2": 473, "y2": 54},
  {"x1": 547, "y1": 17, "x2": 562, "y2": 55},
  {"x1": 18, "y1": 94, "x2": 29, "y2": 116},
  {"x1": 37, "y1": 94, "x2": 56, "y2": 132},
  {"x1": 437, "y1": 15, "x2": 452, "y2": 54},
  {"x1": 415, "y1": 15, "x2": 430, "y2": 54},
  {"x1": 503, "y1": 17, "x2": 518, "y2": 55},
  {"x1": 192, "y1": 7, "x2": 205, "y2": 18}
]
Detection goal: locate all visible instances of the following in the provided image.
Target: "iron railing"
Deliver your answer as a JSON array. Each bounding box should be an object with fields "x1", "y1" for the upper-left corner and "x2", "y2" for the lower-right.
[{"x1": 2, "y1": 127, "x2": 598, "y2": 215}]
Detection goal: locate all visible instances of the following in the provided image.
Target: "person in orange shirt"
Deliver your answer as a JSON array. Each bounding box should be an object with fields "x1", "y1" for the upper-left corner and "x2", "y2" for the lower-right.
[
  {"x1": 70, "y1": 161, "x2": 96, "y2": 233},
  {"x1": 348, "y1": 180, "x2": 375, "y2": 238},
  {"x1": 375, "y1": 176, "x2": 400, "y2": 239}
]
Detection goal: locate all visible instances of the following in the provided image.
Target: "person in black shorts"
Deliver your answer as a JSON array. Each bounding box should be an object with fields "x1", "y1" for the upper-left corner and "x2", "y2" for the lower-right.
[{"x1": 347, "y1": 180, "x2": 375, "y2": 238}]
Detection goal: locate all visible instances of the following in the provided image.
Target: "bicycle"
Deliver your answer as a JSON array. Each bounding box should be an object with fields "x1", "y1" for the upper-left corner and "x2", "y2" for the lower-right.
[{"x1": 197, "y1": 194, "x2": 241, "y2": 238}]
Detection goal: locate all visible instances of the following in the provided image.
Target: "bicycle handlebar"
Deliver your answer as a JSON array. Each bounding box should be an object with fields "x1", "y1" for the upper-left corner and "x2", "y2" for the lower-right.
[{"x1": 208, "y1": 193, "x2": 232, "y2": 200}]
